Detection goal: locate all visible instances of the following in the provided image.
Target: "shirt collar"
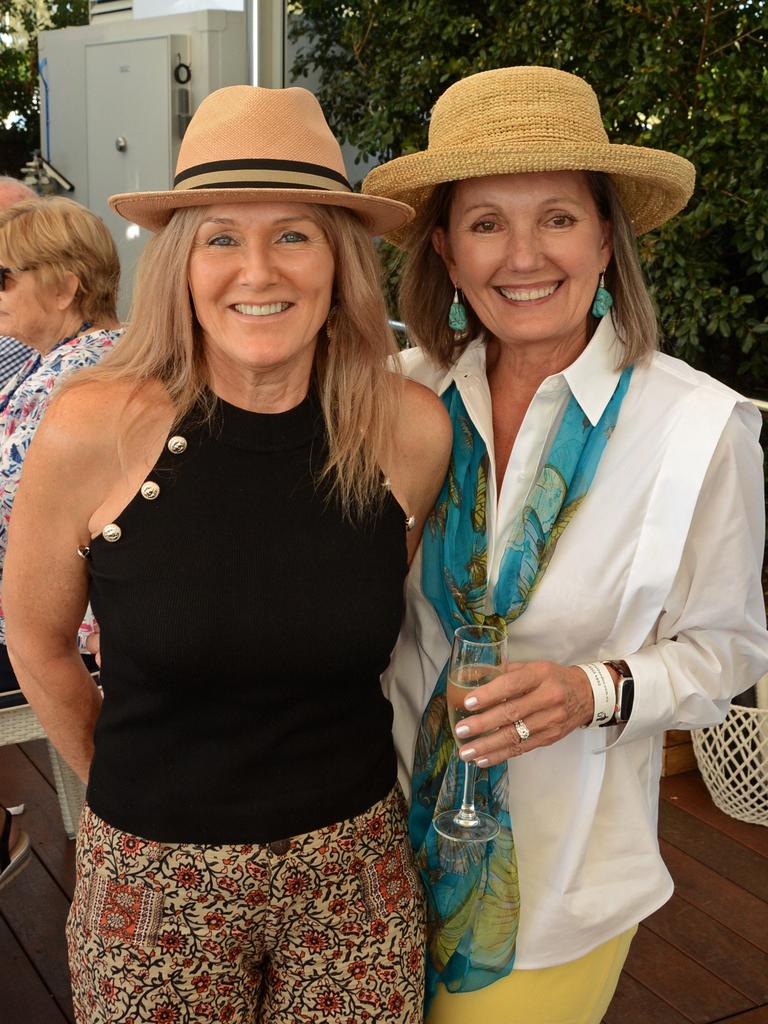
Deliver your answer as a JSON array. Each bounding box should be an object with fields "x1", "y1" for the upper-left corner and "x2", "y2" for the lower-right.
[
  {"x1": 445, "y1": 318, "x2": 624, "y2": 426},
  {"x1": 561, "y1": 317, "x2": 625, "y2": 426},
  {"x1": 442, "y1": 336, "x2": 489, "y2": 393}
]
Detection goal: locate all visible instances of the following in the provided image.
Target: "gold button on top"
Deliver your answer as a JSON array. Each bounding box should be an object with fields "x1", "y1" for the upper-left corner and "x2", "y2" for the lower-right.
[
  {"x1": 167, "y1": 435, "x2": 187, "y2": 454},
  {"x1": 102, "y1": 523, "x2": 122, "y2": 543},
  {"x1": 140, "y1": 481, "x2": 160, "y2": 500}
]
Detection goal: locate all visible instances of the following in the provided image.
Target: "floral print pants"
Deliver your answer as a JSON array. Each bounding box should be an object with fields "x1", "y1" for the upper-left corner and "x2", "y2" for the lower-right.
[{"x1": 67, "y1": 786, "x2": 425, "y2": 1023}]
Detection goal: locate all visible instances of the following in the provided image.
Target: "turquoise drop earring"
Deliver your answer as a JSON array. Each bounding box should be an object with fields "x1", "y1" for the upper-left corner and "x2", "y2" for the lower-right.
[
  {"x1": 591, "y1": 271, "x2": 614, "y2": 318},
  {"x1": 448, "y1": 285, "x2": 468, "y2": 335}
]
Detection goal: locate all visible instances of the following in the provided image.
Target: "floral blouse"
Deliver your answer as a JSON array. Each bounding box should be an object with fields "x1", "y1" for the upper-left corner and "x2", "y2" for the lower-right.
[{"x1": 0, "y1": 328, "x2": 122, "y2": 647}]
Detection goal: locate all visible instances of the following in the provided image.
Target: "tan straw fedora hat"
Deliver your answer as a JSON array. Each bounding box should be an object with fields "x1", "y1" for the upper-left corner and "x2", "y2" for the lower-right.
[
  {"x1": 362, "y1": 66, "x2": 695, "y2": 240},
  {"x1": 110, "y1": 85, "x2": 413, "y2": 236}
]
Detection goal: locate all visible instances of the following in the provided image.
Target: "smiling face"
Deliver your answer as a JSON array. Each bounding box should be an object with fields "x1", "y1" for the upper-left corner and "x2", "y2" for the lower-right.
[
  {"x1": 432, "y1": 171, "x2": 612, "y2": 362},
  {"x1": 187, "y1": 202, "x2": 336, "y2": 406}
]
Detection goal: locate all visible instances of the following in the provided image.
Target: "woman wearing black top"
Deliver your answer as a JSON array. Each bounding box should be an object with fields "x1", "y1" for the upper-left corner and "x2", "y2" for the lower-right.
[{"x1": 4, "y1": 86, "x2": 450, "y2": 1023}]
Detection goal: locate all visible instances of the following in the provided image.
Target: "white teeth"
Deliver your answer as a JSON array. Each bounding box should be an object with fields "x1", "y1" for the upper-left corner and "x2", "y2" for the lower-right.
[
  {"x1": 234, "y1": 302, "x2": 290, "y2": 316},
  {"x1": 499, "y1": 284, "x2": 558, "y2": 302}
]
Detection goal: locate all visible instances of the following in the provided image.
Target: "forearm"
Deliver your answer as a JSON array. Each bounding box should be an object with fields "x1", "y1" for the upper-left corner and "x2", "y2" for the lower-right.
[{"x1": 7, "y1": 645, "x2": 101, "y2": 783}]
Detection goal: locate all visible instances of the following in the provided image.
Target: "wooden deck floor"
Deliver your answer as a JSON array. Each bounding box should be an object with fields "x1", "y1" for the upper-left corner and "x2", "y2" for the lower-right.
[{"x1": 1, "y1": 740, "x2": 767, "y2": 1023}]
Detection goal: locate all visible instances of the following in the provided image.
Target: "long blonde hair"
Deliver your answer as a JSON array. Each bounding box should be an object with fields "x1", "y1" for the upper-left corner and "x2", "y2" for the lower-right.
[
  {"x1": 399, "y1": 172, "x2": 658, "y2": 368},
  {"x1": 73, "y1": 204, "x2": 400, "y2": 518}
]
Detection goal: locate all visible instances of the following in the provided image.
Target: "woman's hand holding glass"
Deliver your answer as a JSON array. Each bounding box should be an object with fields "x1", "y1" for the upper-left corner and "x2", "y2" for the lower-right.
[
  {"x1": 455, "y1": 660, "x2": 597, "y2": 768},
  {"x1": 434, "y1": 624, "x2": 507, "y2": 842}
]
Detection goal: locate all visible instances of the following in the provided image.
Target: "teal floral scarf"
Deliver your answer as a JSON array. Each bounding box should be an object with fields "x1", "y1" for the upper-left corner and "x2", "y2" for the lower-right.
[{"x1": 411, "y1": 366, "x2": 633, "y2": 1007}]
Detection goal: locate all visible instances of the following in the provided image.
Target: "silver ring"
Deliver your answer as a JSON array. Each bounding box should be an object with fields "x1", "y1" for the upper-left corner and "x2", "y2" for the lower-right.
[{"x1": 514, "y1": 719, "x2": 530, "y2": 742}]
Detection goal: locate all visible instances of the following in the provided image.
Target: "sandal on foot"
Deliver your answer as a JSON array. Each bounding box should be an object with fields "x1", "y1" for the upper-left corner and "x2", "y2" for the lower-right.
[{"x1": 0, "y1": 805, "x2": 30, "y2": 890}]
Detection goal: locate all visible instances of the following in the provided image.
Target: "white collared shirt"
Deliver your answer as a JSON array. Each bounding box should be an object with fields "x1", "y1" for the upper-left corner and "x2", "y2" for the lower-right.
[{"x1": 384, "y1": 317, "x2": 768, "y2": 969}]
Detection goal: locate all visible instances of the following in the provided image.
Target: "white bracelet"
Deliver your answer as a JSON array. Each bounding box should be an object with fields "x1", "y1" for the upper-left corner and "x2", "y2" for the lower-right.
[{"x1": 577, "y1": 662, "x2": 616, "y2": 728}]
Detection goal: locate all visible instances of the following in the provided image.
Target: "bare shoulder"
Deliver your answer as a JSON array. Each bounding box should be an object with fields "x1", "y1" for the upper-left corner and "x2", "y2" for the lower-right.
[
  {"x1": 395, "y1": 377, "x2": 452, "y2": 470},
  {"x1": 26, "y1": 378, "x2": 174, "y2": 511},
  {"x1": 46, "y1": 377, "x2": 167, "y2": 428},
  {"x1": 18, "y1": 377, "x2": 176, "y2": 541},
  {"x1": 386, "y1": 378, "x2": 451, "y2": 560},
  {"x1": 38, "y1": 378, "x2": 171, "y2": 457}
]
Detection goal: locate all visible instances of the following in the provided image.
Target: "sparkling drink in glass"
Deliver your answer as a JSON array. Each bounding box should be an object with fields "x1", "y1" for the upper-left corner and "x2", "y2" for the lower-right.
[{"x1": 433, "y1": 624, "x2": 505, "y2": 842}]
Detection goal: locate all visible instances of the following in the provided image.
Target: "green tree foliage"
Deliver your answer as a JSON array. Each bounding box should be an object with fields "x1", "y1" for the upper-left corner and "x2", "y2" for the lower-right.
[
  {"x1": 0, "y1": 1, "x2": 88, "y2": 176},
  {"x1": 290, "y1": 1, "x2": 768, "y2": 394}
]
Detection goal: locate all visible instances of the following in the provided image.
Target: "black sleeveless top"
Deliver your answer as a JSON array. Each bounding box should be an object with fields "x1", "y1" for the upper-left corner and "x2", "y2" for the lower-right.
[{"x1": 86, "y1": 392, "x2": 407, "y2": 843}]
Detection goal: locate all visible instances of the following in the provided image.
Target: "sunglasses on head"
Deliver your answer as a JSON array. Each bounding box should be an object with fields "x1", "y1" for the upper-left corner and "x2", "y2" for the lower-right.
[{"x1": 0, "y1": 267, "x2": 29, "y2": 291}]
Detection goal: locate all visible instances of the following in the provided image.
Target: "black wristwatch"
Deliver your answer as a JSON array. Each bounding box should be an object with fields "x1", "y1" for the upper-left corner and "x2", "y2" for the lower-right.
[{"x1": 602, "y1": 660, "x2": 634, "y2": 725}]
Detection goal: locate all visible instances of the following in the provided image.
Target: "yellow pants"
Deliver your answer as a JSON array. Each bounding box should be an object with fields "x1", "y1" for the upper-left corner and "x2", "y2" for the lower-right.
[{"x1": 426, "y1": 926, "x2": 637, "y2": 1024}]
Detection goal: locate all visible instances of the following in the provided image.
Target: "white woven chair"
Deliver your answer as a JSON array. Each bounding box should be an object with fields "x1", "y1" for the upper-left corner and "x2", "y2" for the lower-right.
[
  {"x1": 693, "y1": 703, "x2": 768, "y2": 827},
  {"x1": 0, "y1": 697, "x2": 85, "y2": 839}
]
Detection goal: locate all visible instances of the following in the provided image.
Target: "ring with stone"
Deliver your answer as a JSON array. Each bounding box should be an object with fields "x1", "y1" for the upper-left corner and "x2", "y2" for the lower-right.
[{"x1": 514, "y1": 719, "x2": 530, "y2": 742}]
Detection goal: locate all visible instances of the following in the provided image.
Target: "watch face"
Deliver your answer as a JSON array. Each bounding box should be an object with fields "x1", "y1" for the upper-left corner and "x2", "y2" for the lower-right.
[{"x1": 618, "y1": 679, "x2": 634, "y2": 722}]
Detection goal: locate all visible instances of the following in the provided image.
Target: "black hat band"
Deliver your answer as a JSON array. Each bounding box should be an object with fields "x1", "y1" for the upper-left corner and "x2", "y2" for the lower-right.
[{"x1": 174, "y1": 158, "x2": 352, "y2": 193}]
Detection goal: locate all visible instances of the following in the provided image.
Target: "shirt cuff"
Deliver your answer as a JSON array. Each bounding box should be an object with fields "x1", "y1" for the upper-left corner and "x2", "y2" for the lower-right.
[{"x1": 599, "y1": 646, "x2": 730, "y2": 751}]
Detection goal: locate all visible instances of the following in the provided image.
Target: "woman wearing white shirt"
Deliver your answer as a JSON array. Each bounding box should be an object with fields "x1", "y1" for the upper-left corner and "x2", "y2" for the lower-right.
[{"x1": 363, "y1": 66, "x2": 768, "y2": 1023}]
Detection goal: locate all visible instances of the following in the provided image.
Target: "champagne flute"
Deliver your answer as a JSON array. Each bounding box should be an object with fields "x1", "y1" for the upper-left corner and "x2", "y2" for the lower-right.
[{"x1": 433, "y1": 623, "x2": 505, "y2": 842}]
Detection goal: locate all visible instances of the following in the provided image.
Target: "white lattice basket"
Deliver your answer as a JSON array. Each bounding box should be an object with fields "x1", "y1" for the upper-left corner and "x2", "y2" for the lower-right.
[{"x1": 692, "y1": 704, "x2": 768, "y2": 826}]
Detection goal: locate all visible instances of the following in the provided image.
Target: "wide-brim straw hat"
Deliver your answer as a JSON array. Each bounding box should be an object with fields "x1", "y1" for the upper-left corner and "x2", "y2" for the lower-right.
[
  {"x1": 362, "y1": 66, "x2": 695, "y2": 242},
  {"x1": 109, "y1": 85, "x2": 413, "y2": 236}
]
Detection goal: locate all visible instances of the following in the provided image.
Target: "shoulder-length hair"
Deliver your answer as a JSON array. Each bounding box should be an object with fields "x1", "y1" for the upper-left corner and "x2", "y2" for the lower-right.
[
  {"x1": 71, "y1": 203, "x2": 400, "y2": 519},
  {"x1": 398, "y1": 172, "x2": 658, "y2": 368},
  {"x1": 0, "y1": 196, "x2": 119, "y2": 322}
]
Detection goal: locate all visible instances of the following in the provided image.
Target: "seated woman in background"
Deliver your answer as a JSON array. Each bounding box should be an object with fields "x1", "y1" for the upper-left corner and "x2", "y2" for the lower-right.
[
  {"x1": 0, "y1": 196, "x2": 121, "y2": 890},
  {"x1": 4, "y1": 86, "x2": 450, "y2": 1023}
]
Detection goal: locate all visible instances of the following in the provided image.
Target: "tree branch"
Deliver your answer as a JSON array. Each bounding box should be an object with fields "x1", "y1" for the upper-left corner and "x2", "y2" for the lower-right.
[
  {"x1": 351, "y1": 8, "x2": 375, "y2": 71},
  {"x1": 696, "y1": 0, "x2": 713, "y2": 79},
  {"x1": 705, "y1": 29, "x2": 765, "y2": 61}
]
